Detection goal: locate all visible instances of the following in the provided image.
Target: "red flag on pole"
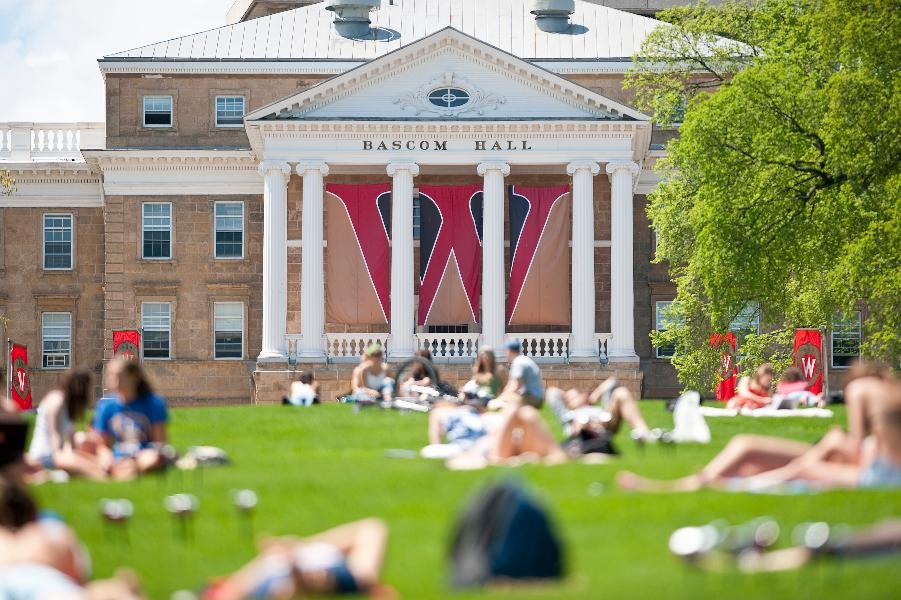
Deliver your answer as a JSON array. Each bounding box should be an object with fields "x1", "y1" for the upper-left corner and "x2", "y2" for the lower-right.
[
  {"x1": 710, "y1": 332, "x2": 738, "y2": 402},
  {"x1": 113, "y1": 330, "x2": 142, "y2": 363},
  {"x1": 8, "y1": 343, "x2": 32, "y2": 411},
  {"x1": 793, "y1": 329, "x2": 824, "y2": 395}
]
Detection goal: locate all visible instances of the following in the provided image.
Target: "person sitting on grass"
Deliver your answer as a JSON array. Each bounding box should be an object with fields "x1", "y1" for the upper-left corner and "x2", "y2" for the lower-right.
[
  {"x1": 491, "y1": 339, "x2": 544, "y2": 409},
  {"x1": 351, "y1": 344, "x2": 394, "y2": 403},
  {"x1": 284, "y1": 371, "x2": 320, "y2": 407},
  {"x1": 547, "y1": 378, "x2": 652, "y2": 443},
  {"x1": 91, "y1": 358, "x2": 169, "y2": 481},
  {"x1": 617, "y1": 362, "x2": 901, "y2": 492},
  {"x1": 459, "y1": 346, "x2": 505, "y2": 405},
  {"x1": 25, "y1": 368, "x2": 109, "y2": 482},
  {"x1": 771, "y1": 366, "x2": 825, "y2": 409},
  {"x1": 727, "y1": 363, "x2": 774, "y2": 410},
  {"x1": 202, "y1": 518, "x2": 394, "y2": 600}
]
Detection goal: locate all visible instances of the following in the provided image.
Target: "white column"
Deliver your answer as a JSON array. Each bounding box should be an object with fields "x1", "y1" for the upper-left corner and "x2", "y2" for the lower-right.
[
  {"x1": 567, "y1": 161, "x2": 601, "y2": 360},
  {"x1": 386, "y1": 161, "x2": 419, "y2": 360},
  {"x1": 257, "y1": 160, "x2": 292, "y2": 361},
  {"x1": 297, "y1": 161, "x2": 330, "y2": 362},
  {"x1": 606, "y1": 160, "x2": 641, "y2": 361},
  {"x1": 477, "y1": 161, "x2": 510, "y2": 356}
]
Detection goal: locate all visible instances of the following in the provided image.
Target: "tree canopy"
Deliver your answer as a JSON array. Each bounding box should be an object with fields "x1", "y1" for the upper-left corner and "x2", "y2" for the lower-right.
[{"x1": 627, "y1": 0, "x2": 901, "y2": 390}]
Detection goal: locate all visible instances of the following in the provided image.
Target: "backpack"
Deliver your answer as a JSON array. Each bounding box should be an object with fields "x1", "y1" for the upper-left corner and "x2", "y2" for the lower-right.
[{"x1": 449, "y1": 479, "x2": 565, "y2": 587}]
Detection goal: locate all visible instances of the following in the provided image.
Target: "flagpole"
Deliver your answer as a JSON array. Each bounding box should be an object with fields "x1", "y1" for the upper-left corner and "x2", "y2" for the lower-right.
[
  {"x1": 822, "y1": 326, "x2": 830, "y2": 400},
  {"x1": 6, "y1": 339, "x2": 11, "y2": 406},
  {"x1": 139, "y1": 328, "x2": 144, "y2": 365}
]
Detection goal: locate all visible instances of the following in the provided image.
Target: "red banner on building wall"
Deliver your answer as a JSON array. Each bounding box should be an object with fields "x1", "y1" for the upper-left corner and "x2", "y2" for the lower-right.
[
  {"x1": 793, "y1": 329, "x2": 824, "y2": 395},
  {"x1": 113, "y1": 330, "x2": 142, "y2": 363},
  {"x1": 417, "y1": 185, "x2": 483, "y2": 326},
  {"x1": 8, "y1": 343, "x2": 32, "y2": 411},
  {"x1": 710, "y1": 332, "x2": 738, "y2": 402}
]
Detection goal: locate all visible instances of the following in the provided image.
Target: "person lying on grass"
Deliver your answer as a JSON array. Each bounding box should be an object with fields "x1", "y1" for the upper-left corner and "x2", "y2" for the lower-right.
[
  {"x1": 0, "y1": 476, "x2": 145, "y2": 599},
  {"x1": 25, "y1": 368, "x2": 109, "y2": 482},
  {"x1": 547, "y1": 378, "x2": 653, "y2": 443},
  {"x1": 771, "y1": 366, "x2": 826, "y2": 409},
  {"x1": 284, "y1": 371, "x2": 320, "y2": 407},
  {"x1": 617, "y1": 362, "x2": 901, "y2": 492},
  {"x1": 84, "y1": 358, "x2": 170, "y2": 481},
  {"x1": 202, "y1": 518, "x2": 395, "y2": 599}
]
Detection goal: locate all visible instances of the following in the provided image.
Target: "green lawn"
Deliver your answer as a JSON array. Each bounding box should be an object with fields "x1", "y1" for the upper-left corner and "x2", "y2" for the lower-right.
[{"x1": 32, "y1": 402, "x2": 901, "y2": 599}]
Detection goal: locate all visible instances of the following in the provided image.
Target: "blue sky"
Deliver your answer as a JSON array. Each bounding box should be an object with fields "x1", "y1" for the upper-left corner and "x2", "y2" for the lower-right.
[{"x1": 0, "y1": 0, "x2": 227, "y2": 121}]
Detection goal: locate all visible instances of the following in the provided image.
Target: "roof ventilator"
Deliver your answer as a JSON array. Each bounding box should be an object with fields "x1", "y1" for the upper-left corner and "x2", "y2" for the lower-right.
[
  {"x1": 325, "y1": 0, "x2": 381, "y2": 38},
  {"x1": 531, "y1": 0, "x2": 575, "y2": 33}
]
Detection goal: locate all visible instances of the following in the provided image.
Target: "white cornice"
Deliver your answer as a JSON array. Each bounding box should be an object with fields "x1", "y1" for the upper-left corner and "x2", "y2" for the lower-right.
[
  {"x1": 0, "y1": 163, "x2": 102, "y2": 207},
  {"x1": 83, "y1": 150, "x2": 263, "y2": 196}
]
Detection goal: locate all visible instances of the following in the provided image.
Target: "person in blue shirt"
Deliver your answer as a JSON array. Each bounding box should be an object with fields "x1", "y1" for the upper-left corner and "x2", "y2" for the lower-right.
[{"x1": 92, "y1": 358, "x2": 169, "y2": 480}]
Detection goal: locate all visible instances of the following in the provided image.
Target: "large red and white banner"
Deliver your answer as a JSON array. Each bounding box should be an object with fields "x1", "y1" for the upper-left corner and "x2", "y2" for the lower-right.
[
  {"x1": 324, "y1": 184, "x2": 392, "y2": 325},
  {"x1": 112, "y1": 329, "x2": 142, "y2": 362},
  {"x1": 417, "y1": 185, "x2": 483, "y2": 326},
  {"x1": 8, "y1": 343, "x2": 32, "y2": 411},
  {"x1": 710, "y1": 332, "x2": 738, "y2": 401},
  {"x1": 507, "y1": 185, "x2": 571, "y2": 326},
  {"x1": 793, "y1": 329, "x2": 825, "y2": 395}
]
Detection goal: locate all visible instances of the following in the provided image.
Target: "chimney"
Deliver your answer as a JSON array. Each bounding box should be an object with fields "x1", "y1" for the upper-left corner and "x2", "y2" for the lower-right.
[
  {"x1": 325, "y1": 0, "x2": 381, "y2": 38},
  {"x1": 531, "y1": 0, "x2": 575, "y2": 33}
]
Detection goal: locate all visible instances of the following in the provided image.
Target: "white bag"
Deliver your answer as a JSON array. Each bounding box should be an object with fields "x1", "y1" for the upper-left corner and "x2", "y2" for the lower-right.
[{"x1": 671, "y1": 391, "x2": 711, "y2": 444}]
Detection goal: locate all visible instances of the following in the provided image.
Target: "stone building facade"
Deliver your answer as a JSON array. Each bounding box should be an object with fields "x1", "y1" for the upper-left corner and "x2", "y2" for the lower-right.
[{"x1": 1, "y1": 0, "x2": 857, "y2": 405}]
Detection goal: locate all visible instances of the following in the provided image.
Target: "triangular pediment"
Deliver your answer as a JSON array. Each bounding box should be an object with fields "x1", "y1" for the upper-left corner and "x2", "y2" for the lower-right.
[{"x1": 246, "y1": 28, "x2": 648, "y2": 123}]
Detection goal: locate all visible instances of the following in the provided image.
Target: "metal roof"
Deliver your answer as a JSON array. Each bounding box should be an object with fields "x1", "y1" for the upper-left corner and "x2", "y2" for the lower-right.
[{"x1": 105, "y1": 0, "x2": 664, "y2": 61}]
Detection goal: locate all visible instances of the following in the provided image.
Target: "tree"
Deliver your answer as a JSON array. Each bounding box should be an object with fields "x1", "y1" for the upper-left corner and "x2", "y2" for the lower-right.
[{"x1": 627, "y1": 0, "x2": 901, "y2": 390}]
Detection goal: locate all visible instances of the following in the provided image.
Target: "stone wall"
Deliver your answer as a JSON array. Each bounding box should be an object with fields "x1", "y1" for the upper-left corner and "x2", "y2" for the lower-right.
[
  {"x1": 253, "y1": 361, "x2": 644, "y2": 405},
  {"x1": 0, "y1": 207, "x2": 106, "y2": 402}
]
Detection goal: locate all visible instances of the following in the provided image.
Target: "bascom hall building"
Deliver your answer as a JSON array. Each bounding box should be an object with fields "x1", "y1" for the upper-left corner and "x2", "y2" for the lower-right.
[{"x1": 0, "y1": 0, "x2": 862, "y2": 404}]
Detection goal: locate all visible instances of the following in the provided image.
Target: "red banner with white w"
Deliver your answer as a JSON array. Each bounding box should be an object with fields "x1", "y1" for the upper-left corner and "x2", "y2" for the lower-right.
[
  {"x1": 710, "y1": 332, "x2": 738, "y2": 401},
  {"x1": 8, "y1": 342, "x2": 32, "y2": 411},
  {"x1": 113, "y1": 330, "x2": 142, "y2": 363},
  {"x1": 793, "y1": 329, "x2": 824, "y2": 395}
]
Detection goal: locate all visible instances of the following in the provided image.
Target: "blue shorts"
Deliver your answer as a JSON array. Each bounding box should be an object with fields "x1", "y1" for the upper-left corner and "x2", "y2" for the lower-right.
[
  {"x1": 39, "y1": 455, "x2": 55, "y2": 470},
  {"x1": 859, "y1": 458, "x2": 901, "y2": 489}
]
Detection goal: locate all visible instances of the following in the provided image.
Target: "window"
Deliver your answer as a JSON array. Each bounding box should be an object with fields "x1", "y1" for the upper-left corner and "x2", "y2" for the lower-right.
[
  {"x1": 142, "y1": 302, "x2": 171, "y2": 359},
  {"x1": 43, "y1": 214, "x2": 72, "y2": 270},
  {"x1": 42, "y1": 313, "x2": 71, "y2": 369},
  {"x1": 832, "y1": 311, "x2": 861, "y2": 367},
  {"x1": 654, "y1": 301, "x2": 680, "y2": 359},
  {"x1": 143, "y1": 96, "x2": 173, "y2": 128},
  {"x1": 215, "y1": 202, "x2": 244, "y2": 258},
  {"x1": 730, "y1": 302, "x2": 760, "y2": 345},
  {"x1": 412, "y1": 195, "x2": 422, "y2": 240},
  {"x1": 214, "y1": 302, "x2": 244, "y2": 359},
  {"x1": 142, "y1": 202, "x2": 172, "y2": 259},
  {"x1": 428, "y1": 87, "x2": 470, "y2": 109},
  {"x1": 215, "y1": 96, "x2": 245, "y2": 127}
]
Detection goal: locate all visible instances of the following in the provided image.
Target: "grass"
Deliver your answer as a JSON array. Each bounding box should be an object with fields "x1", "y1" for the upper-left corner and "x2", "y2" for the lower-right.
[{"x1": 31, "y1": 402, "x2": 901, "y2": 599}]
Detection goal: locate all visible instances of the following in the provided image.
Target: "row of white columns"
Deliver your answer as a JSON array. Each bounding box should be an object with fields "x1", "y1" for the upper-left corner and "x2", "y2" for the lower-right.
[{"x1": 257, "y1": 159, "x2": 640, "y2": 363}]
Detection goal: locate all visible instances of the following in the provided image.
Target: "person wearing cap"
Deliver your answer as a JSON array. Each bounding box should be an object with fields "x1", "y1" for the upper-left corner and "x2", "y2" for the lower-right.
[
  {"x1": 351, "y1": 344, "x2": 394, "y2": 403},
  {"x1": 495, "y1": 339, "x2": 544, "y2": 409}
]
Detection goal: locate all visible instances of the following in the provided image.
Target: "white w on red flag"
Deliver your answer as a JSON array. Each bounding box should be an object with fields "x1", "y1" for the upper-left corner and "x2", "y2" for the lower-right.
[
  {"x1": 793, "y1": 329, "x2": 824, "y2": 394},
  {"x1": 113, "y1": 330, "x2": 142, "y2": 363},
  {"x1": 710, "y1": 333, "x2": 737, "y2": 401},
  {"x1": 8, "y1": 343, "x2": 32, "y2": 411}
]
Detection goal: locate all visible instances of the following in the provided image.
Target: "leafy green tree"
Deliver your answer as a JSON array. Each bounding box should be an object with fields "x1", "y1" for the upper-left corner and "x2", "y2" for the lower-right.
[{"x1": 628, "y1": 0, "x2": 900, "y2": 390}]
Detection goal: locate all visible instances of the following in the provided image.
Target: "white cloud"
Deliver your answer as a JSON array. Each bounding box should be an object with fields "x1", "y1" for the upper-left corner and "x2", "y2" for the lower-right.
[{"x1": 0, "y1": 0, "x2": 227, "y2": 122}]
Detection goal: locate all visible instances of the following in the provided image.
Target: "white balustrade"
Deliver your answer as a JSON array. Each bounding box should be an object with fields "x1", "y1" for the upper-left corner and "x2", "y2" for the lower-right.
[
  {"x1": 0, "y1": 122, "x2": 105, "y2": 162},
  {"x1": 416, "y1": 333, "x2": 481, "y2": 362},
  {"x1": 325, "y1": 333, "x2": 391, "y2": 362},
  {"x1": 516, "y1": 334, "x2": 570, "y2": 361},
  {"x1": 594, "y1": 333, "x2": 612, "y2": 363}
]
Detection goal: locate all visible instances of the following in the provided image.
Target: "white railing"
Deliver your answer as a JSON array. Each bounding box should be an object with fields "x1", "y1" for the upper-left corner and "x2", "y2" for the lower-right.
[
  {"x1": 416, "y1": 333, "x2": 482, "y2": 362},
  {"x1": 517, "y1": 334, "x2": 570, "y2": 361},
  {"x1": 595, "y1": 333, "x2": 612, "y2": 362},
  {"x1": 325, "y1": 333, "x2": 390, "y2": 362},
  {"x1": 0, "y1": 122, "x2": 105, "y2": 162},
  {"x1": 285, "y1": 332, "x2": 612, "y2": 363}
]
